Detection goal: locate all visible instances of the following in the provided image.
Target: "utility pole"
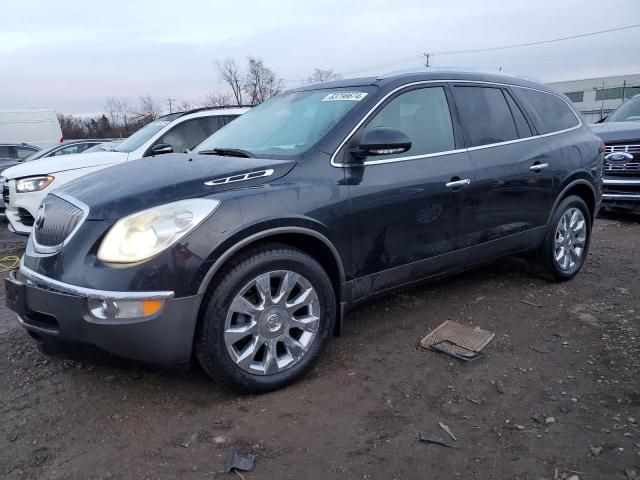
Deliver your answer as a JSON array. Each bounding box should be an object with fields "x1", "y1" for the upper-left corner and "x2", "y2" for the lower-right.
[
  {"x1": 167, "y1": 98, "x2": 175, "y2": 113},
  {"x1": 423, "y1": 53, "x2": 432, "y2": 68},
  {"x1": 601, "y1": 81, "x2": 605, "y2": 119}
]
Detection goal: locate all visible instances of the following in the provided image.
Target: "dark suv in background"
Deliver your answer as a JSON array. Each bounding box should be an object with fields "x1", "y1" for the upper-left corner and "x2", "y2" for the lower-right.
[
  {"x1": 591, "y1": 94, "x2": 640, "y2": 212},
  {"x1": 6, "y1": 71, "x2": 603, "y2": 393}
]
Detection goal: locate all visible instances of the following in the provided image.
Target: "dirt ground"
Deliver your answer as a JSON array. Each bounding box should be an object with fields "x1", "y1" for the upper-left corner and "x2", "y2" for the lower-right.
[{"x1": 1, "y1": 215, "x2": 639, "y2": 480}]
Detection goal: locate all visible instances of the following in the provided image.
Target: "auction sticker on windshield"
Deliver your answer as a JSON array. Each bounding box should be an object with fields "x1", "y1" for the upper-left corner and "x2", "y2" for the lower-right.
[{"x1": 322, "y1": 92, "x2": 368, "y2": 102}]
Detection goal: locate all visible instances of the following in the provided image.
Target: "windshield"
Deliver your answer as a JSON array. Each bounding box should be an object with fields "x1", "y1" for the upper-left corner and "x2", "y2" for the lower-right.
[
  {"x1": 606, "y1": 96, "x2": 640, "y2": 122},
  {"x1": 25, "y1": 147, "x2": 53, "y2": 161},
  {"x1": 115, "y1": 114, "x2": 180, "y2": 153},
  {"x1": 195, "y1": 87, "x2": 374, "y2": 157}
]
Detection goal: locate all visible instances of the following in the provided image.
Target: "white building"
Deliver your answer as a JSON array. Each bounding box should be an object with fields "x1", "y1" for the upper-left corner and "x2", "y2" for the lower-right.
[{"x1": 547, "y1": 74, "x2": 640, "y2": 124}]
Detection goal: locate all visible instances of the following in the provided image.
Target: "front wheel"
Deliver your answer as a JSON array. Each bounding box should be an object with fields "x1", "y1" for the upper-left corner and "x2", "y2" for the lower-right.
[
  {"x1": 532, "y1": 195, "x2": 592, "y2": 282},
  {"x1": 195, "y1": 244, "x2": 336, "y2": 393}
]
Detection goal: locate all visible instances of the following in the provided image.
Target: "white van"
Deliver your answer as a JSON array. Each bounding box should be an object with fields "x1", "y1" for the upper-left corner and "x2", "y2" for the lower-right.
[
  {"x1": 0, "y1": 110, "x2": 63, "y2": 149},
  {"x1": 2, "y1": 107, "x2": 248, "y2": 234}
]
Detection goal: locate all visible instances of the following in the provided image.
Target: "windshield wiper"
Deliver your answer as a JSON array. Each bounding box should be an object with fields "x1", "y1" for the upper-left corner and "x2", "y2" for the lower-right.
[{"x1": 199, "y1": 148, "x2": 255, "y2": 158}]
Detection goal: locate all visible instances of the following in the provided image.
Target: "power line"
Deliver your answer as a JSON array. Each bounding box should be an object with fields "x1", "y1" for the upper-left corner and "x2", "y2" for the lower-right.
[
  {"x1": 431, "y1": 24, "x2": 640, "y2": 56},
  {"x1": 339, "y1": 23, "x2": 640, "y2": 76}
]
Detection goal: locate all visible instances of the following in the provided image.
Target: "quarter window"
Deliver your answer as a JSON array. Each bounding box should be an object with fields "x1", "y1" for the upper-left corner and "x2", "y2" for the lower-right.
[
  {"x1": 516, "y1": 88, "x2": 580, "y2": 134},
  {"x1": 454, "y1": 86, "x2": 519, "y2": 147},
  {"x1": 364, "y1": 87, "x2": 455, "y2": 159}
]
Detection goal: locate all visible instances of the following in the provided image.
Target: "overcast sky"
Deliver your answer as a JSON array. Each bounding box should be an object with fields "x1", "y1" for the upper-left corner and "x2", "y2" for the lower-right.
[{"x1": 2, "y1": 0, "x2": 639, "y2": 115}]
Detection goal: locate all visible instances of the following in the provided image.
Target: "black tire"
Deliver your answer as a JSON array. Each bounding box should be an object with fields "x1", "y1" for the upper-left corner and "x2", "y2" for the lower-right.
[
  {"x1": 195, "y1": 243, "x2": 336, "y2": 393},
  {"x1": 532, "y1": 195, "x2": 592, "y2": 282}
]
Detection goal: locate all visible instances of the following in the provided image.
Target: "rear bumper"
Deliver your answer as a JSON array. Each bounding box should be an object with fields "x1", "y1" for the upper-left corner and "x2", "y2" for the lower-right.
[{"x1": 6, "y1": 265, "x2": 202, "y2": 365}]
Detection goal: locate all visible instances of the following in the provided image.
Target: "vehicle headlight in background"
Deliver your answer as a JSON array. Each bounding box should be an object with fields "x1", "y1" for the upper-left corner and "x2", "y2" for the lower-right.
[
  {"x1": 15, "y1": 175, "x2": 54, "y2": 193},
  {"x1": 97, "y1": 198, "x2": 220, "y2": 263}
]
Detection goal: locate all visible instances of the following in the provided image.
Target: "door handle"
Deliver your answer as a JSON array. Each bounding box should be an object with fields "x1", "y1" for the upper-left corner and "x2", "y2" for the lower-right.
[
  {"x1": 445, "y1": 178, "x2": 471, "y2": 189},
  {"x1": 530, "y1": 162, "x2": 549, "y2": 172}
]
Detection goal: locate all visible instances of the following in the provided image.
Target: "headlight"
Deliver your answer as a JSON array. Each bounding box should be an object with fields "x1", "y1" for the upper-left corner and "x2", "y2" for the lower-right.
[
  {"x1": 97, "y1": 199, "x2": 220, "y2": 263},
  {"x1": 16, "y1": 175, "x2": 54, "y2": 193}
]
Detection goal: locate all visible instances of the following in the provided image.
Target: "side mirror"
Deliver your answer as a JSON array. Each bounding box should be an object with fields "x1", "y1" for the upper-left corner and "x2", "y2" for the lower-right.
[
  {"x1": 151, "y1": 143, "x2": 173, "y2": 155},
  {"x1": 351, "y1": 127, "x2": 411, "y2": 159}
]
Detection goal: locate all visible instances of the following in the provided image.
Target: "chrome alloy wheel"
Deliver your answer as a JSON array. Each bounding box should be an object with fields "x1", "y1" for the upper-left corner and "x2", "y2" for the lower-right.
[
  {"x1": 224, "y1": 270, "x2": 321, "y2": 375},
  {"x1": 554, "y1": 207, "x2": 587, "y2": 272}
]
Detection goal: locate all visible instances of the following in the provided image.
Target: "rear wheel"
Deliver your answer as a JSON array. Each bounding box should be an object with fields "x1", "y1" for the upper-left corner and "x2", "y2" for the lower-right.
[
  {"x1": 532, "y1": 195, "x2": 592, "y2": 281},
  {"x1": 195, "y1": 244, "x2": 336, "y2": 393}
]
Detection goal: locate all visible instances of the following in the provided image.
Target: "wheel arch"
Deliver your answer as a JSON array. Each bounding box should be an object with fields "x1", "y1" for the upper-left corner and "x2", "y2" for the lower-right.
[
  {"x1": 547, "y1": 178, "x2": 597, "y2": 225},
  {"x1": 195, "y1": 226, "x2": 347, "y2": 336},
  {"x1": 197, "y1": 226, "x2": 345, "y2": 295}
]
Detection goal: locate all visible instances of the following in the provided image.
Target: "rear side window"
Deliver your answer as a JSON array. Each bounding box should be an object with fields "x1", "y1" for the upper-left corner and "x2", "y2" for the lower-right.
[
  {"x1": 364, "y1": 86, "x2": 455, "y2": 159},
  {"x1": 454, "y1": 86, "x2": 518, "y2": 147},
  {"x1": 516, "y1": 88, "x2": 580, "y2": 134}
]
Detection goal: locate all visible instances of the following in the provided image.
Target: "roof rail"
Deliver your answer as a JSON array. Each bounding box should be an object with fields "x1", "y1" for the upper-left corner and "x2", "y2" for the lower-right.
[
  {"x1": 170, "y1": 105, "x2": 255, "y2": 118},
  {"x1": 377, "y1": 66, "x2": 541, "y2": 83}
]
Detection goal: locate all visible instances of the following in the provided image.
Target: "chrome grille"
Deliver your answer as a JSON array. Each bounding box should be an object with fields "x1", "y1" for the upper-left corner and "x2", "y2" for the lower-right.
[
  {"x1": 604, "y1": 144, "x2": 640, "y2": 174},
  {"x1": 2, "y1": 184, "x2": 9, "y2": 204},
  {"x1": 33, "y1": 194, "x2": 86, "y2": 249}
]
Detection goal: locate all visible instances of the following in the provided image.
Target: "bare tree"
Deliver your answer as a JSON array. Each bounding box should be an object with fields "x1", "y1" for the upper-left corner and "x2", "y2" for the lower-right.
[
  {"x1": 105, "y1": 96, "x2": 121, "y2": 129},
  {"x1": 204, "y1": 91, "x2": 233, "y2": 107},
  {"x1": 177, "y1": 100, "x2": 193, "y2": 112},
  {"x1": 307, "y1": 68, "x2": 342, "y2": 84},
  {"x1": 243, "y1": 57, "x2": 284, "y2": 105},
  {"x1": 217, "y1": 57, "x2": 243, "y2": 105},
  {"x1": 104, "y1": 96, "x2": 134, "y2": 134},
  {"x1": 135, "y1": 95, "x2": 161, "y2": 123}
]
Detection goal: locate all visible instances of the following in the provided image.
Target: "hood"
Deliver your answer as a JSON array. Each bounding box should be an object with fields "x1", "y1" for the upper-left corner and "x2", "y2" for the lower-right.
[
  {"x1": 590, "y1": 121, "x2": 640, "y2": 144},
  {"x1": 58, "y1": 152, "x2": 297, "y2": 220},
  {"x1": 1, "y1": 151, "x2": 127, "y2": 179}
]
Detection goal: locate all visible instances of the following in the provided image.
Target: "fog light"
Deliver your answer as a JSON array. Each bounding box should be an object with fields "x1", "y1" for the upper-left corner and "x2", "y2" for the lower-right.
[{"x1": 88, "y1": 298, "x2": 165, "y2": 319}]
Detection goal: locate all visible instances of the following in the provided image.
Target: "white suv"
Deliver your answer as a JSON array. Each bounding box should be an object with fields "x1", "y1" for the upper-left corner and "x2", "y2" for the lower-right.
[{"x1": 1, "y1": 107, "x2": 249, "y2": 234}]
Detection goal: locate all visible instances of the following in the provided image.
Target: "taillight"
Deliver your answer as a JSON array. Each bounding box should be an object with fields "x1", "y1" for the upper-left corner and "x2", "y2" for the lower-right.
[{"x1": 59, "y1": 136, "x2": 64, "y2": 143}]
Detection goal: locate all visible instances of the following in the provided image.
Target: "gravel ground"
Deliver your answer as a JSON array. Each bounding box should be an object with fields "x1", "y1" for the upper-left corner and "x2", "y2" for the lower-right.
[{"x1": 0, "y1": 215, "x2": 639, "y2": 480}]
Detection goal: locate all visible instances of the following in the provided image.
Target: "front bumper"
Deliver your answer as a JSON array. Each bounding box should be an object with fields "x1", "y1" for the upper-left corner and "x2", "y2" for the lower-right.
[
  {"x1": 3, "y1": 179, "x2": 45, "y2": 235},
  {"x1": 602, "y1": 177, "x2": 640, "y2": 210},
  {"x1": 5, "y1": 265, "x2": 202, "y2": 365}
]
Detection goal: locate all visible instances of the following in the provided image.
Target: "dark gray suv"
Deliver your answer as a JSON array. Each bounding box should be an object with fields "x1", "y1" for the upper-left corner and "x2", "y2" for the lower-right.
[{"x1": 6, "y1": 71, "x2": 603, "y2": 393}]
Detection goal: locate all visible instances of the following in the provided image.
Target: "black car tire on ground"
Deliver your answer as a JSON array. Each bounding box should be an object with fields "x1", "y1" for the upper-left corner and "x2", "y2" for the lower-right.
[
  {"x1": 195, "y1": 244, "x2": 336, "y2": 393},
  {"x1": 533, "y1": 195, "x2": 592, "y2": 282}
]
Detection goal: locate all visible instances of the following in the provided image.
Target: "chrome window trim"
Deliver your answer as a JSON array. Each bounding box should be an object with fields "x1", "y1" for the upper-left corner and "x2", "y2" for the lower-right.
[
  {"x1": 32, "y1": 192, "x2": 90, "y2": 255},
  {"x1": 330, "y1": 79, "x2": 582, "y2": 168},
  {"x1": 18, "y1": 262, "x2": 175, "y2": 300}
]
